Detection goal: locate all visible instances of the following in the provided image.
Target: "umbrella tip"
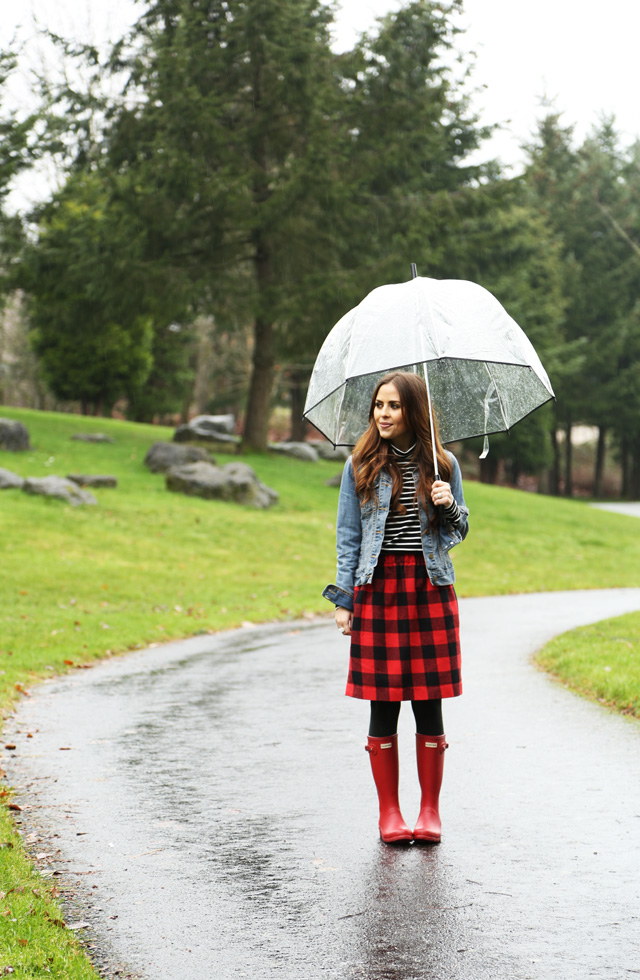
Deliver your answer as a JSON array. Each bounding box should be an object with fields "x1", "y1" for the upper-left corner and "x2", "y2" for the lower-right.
[{"x1": 410, "y1": 263, "x2": 418, "y2": 279}]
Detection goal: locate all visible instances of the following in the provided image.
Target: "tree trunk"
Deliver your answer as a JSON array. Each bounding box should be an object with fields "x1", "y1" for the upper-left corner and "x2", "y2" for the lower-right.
[
  {"x1": 621, "y1": 435, "x2": 630, "y2": 498},
  {"x1": 593, "y1": 425, "x2": 607, "y2": 498},
  {"x1": 564, "y1": 418, "x2": 573, "y2": 497},
  {"x1": 192, "y1": 316, "x2": 215, "y2": 416},
  {"x1": 289, "y1": 370, "x2": 308, "y2": 442},
  {"x1": 241, "y1": 48, "x2": 274, "y2": 453},
  {"x1": 548, "y1": 425, "x2": 561, "y2": 495},
  {"x1": 479, "y1": 455, "x2": 500, "y2": 484},
  {"x1": 180, "y1": 394, "x2": 190, "y2": 425},
  {"x1": 242, "y1": 316, "x2": 274, "y2": 451},
  {"x1": 537, "y1": 465, "x2": 550, "y2": 494},
  {"x1": 631, "y1": 438, "x2": 640, "y2": 500}
]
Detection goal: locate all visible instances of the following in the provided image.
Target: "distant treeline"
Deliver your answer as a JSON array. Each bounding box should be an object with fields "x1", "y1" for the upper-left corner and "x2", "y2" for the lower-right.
[{"x1": 1, "y1": 1, "x2": 640, "y2": 495}]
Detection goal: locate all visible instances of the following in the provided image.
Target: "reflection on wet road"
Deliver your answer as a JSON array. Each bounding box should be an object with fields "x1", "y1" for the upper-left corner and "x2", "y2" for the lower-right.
[{"x1": 5, "y1": 589, "x2": 640, "y2": 979}]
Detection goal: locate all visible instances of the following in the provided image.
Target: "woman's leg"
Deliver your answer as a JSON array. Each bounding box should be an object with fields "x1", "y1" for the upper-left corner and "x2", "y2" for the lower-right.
[
  {"x1": 411, "y1": 699, "x2": 443, "y2": 736},
  {"x1": 369, "y1": 701, "x2": 402, "y2": 737},
  {"x1": 411, "y1": 699, "x2": 447, "y2": 843},
  {"x1": 365, "y1": 701, "x2": 411, "y2": 842}
]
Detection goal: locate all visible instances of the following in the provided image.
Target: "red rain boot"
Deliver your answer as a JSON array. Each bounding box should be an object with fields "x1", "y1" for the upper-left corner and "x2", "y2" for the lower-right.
[
  {"x1": 365, "y1": 734, "x2": 413, "y2": 843},
  {"x1": 413, "y1": 733, "x2": 448, "y2": 843}
]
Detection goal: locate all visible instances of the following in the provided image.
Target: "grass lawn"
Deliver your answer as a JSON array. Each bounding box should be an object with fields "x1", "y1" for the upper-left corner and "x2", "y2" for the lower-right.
[
  {"x1": 1, "y1": 404, "x2": 640, "y2": 977},
  {"x1": 535, "y1": 610, "x2": 640, "y2": 719}
]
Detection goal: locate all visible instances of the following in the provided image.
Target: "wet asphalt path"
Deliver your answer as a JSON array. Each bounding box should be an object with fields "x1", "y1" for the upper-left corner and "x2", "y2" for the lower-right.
[
  {"x1": 591, "y1": 501, "x2": 640, "y2": 519},
  {"x1": 4, "y1": 589, "x2": 640, "y2": 980}
]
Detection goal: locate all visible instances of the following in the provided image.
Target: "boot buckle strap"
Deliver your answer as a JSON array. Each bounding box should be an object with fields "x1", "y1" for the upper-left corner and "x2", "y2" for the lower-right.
[{"x1": 365, "y1": 741, "x2": 393, "y2": 755}]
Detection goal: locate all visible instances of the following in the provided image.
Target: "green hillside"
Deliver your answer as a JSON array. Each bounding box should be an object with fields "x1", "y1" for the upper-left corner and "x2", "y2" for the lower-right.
[{"x1": 1, "y1": 406, "x2": 639, "y2": 714}]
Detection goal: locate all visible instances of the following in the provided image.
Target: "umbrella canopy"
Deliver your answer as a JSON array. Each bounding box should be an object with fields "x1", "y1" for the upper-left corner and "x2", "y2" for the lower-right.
[{"x1": 303, "y1": 276, "x2": 554, "y2": 447}]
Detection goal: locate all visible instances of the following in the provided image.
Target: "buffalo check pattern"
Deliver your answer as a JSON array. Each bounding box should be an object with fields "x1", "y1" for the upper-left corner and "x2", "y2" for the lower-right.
[{"x1": 346, "y1": 554, "x2": 462, "y2": 701}]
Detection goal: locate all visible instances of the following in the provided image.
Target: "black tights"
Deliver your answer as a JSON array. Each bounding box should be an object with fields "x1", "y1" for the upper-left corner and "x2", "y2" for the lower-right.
[{"x1": 368, "y1": 700, "x2": 444, "y2": 738}]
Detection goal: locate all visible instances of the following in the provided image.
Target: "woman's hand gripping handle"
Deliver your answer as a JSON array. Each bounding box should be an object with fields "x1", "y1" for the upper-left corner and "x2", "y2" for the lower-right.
[{"x1": 335, "y1": 606, "x2": 353, "y2": 637}]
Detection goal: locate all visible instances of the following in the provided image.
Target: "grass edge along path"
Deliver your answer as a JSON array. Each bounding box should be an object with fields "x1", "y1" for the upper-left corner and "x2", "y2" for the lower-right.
[
  {"x1": 1, "y1": 405, "x2": 640, "y2": 978},
  {"x1": 534, "y1": 610, "x2": 640, "y2": 721}
]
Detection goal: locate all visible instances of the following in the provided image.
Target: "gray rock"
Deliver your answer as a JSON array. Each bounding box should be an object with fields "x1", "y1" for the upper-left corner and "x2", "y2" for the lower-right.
[
  {"x1": 0, "y1": 418, "x2": 30, "y2": 451},
  {"x1": 144, "y1": 441, "x2": 213, "y2": 473},
  {"x1": 324, "y1": 473, "x2": 343, "y2": 487},
  {"x1": 174, "y1": 424, "x2": 240, "y2": 446},
  {"x1": 173, "y1": 415, "x2": 238, "y2": 444},
  {"x1": 309, "y1": 441, "x2": 350, "y2": 462},
  {"x1": 23, "y1": 476, "x2": 97, "y2": 506},
  {"x1": 166, "y1": 461, "x2": 278, "y2": 509},
  {"x1": 71, "y1": 433, "x2": 115, "y2": 443},
  {"x1": 269, "y1": 441, "x2": 319, "y2": 463},
  {"x1": 0, "y1": 467, "x2": 24, "y2": 489},
  {"x1": 67, "y1": 474, "x2": 118, "y2": 488},
  {"x1": 190, "y1": 414, "x2": 235, "y2": 434}
]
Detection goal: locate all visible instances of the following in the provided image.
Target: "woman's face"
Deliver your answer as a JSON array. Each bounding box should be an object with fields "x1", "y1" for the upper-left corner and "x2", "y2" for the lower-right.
[{"x1": 373, "y1": 382, "x2": 413, "y2": 448}]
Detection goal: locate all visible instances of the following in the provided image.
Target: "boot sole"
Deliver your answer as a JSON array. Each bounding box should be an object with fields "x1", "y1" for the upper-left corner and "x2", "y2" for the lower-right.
[{"x1": 413, "y1": 833, "x2": 441, "y2": 844}]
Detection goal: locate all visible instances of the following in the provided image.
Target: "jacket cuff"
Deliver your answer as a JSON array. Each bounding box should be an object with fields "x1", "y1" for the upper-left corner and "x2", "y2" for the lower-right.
[{"x1": 322, "y1": 584, "x2": 354, "y2": 612}]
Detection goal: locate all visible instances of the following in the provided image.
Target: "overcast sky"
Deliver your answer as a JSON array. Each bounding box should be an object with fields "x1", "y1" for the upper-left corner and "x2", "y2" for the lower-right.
[{"x1": 4, "y1": 0, "x2": 640, "y2": 208}]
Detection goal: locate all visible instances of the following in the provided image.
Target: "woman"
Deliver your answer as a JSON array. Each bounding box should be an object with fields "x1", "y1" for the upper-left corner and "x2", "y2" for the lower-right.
[{"x1": 323, "y1": 371, "x2": 468, "y2": 844}]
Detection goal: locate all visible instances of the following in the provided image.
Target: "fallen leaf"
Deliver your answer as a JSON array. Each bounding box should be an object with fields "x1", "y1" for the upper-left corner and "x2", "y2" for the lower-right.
[
  {"x1": 4, "y1": 744, "x2": 16, "y2": 751},
  {"x1": 17, "y1": 940, "x2": 27, "y2": 948},
  {"x1": 59, "y1": 747, "x2": 71, "y2": 751},
  {"x1": 63, "y1": 659, "x2": 74, "y2": 666},
  {"x1": 7, "y1": 804, "x2": 22, "y2": 812},
  {"x1": 67, "y1": 921, "x2": 90, "y2": 931}
]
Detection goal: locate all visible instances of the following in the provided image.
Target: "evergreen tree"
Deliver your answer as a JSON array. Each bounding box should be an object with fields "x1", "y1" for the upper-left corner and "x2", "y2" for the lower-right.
[
  {"x1": 20, "y1": 174, "x2": 156, "y2": 413},
  {"x1": 524, "y1": 114, "x2": 640, "y2": 496},
  {"x1": 104, "y1": 0, "x2": 346, "y2": 447},
  {"x1": 0, "y1": 50, "x2": 39, "y2": 306}
]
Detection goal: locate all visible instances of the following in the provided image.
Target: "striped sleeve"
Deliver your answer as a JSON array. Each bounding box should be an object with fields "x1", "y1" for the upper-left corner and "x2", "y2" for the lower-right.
[{"x1": 444, "y1": 498, "x2": 462, "y2": 526}]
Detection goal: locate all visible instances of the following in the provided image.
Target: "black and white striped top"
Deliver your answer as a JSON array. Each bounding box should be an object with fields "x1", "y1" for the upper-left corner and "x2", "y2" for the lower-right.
[{"x1": 381, "y1": 444, "x2": 462, "y2": 553}]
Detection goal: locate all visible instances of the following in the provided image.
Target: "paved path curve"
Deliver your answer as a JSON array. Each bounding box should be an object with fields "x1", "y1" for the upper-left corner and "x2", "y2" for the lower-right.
[
  {"x1": 591, "y1": 501, "x2": 640, "y2": 519},
  {"x1": 5, "y1": 589, "x2": 640, "y2": 980}
]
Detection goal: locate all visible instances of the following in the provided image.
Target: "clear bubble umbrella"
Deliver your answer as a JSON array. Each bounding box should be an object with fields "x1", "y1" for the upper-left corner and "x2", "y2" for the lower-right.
[{"x1": 303, "y1": 274, "x2": 554, "y2": 468}]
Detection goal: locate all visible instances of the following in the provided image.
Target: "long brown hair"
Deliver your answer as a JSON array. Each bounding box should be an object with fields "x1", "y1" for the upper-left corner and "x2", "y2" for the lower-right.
[{"x1": 352, "y1": 371, "x2": 451, "y2": 519}]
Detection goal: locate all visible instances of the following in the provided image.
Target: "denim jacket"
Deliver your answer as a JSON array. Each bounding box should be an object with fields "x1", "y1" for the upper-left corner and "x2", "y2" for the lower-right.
[{"x1": 322, "y1": 451, "x2": 469, "y2": 612}]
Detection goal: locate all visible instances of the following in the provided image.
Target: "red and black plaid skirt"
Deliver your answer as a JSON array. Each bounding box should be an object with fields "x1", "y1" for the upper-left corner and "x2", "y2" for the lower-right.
[{"x1": 346, "y1": 553, "x2": 462, "y2": 702}]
